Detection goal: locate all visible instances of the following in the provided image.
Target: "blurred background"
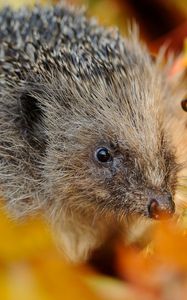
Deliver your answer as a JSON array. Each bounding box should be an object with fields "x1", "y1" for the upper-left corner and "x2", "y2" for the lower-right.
[{"x1": 74, "y1": 0, "x2": 187, "y2": 54}]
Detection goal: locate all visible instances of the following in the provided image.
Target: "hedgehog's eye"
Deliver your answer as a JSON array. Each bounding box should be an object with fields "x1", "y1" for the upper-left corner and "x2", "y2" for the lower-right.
[
  {"x1": 95, "y1": 147, "x2": 112, "y2": 163},
  {"x1": 181, "y1": 99, "x2": 187, "y2": 112}
]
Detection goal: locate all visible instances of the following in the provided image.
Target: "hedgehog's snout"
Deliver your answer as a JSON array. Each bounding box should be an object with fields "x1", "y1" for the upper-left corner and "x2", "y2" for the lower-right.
[{"x1": 147, "y1": 192, "x2": 175, "y2": 220}]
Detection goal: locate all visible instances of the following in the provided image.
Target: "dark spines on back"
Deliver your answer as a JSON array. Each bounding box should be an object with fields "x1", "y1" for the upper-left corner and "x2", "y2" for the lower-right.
[
  {"x1": 0, "y1": 5, "x2": 150, "y2": 83},
  {"x1": 0, "y1": 6, "x2": 114, "y2": 77}
]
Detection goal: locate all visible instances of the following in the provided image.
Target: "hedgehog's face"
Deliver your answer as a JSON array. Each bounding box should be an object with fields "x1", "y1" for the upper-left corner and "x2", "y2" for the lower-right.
[
  {"x1": 44, "y1": 119, "x2": 176, "y2": 222},
  {"x1": 17, "y1": 67, "x2": 177, "y2": 222},
  {"x1": 90, "y1": 139, "x2": 175, "y2": 220},
  {"x1": 41, "y1": 72, "x2": 177, "y2": 222}
]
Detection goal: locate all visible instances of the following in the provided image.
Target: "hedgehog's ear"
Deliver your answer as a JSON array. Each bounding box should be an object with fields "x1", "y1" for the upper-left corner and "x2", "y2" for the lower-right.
[{"x1": 18, "y1": 91, "x2": 46, "y2": 150}]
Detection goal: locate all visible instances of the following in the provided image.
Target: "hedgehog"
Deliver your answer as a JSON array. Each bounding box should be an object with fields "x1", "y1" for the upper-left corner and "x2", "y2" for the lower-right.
[{"x1": 0, "y1": 3, "x2": 186, "y2": 262}]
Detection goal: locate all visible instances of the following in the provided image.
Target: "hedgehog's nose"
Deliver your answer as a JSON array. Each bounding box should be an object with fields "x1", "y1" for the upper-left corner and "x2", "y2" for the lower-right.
[{"x1": 147, "y1": 193, "x2": 175, "y2": 220}]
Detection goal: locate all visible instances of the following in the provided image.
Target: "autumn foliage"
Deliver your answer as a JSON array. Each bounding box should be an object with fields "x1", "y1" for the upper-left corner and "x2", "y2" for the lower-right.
[{"x1": 0, "y1": 204, "x2": 187, "y2": 299}]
